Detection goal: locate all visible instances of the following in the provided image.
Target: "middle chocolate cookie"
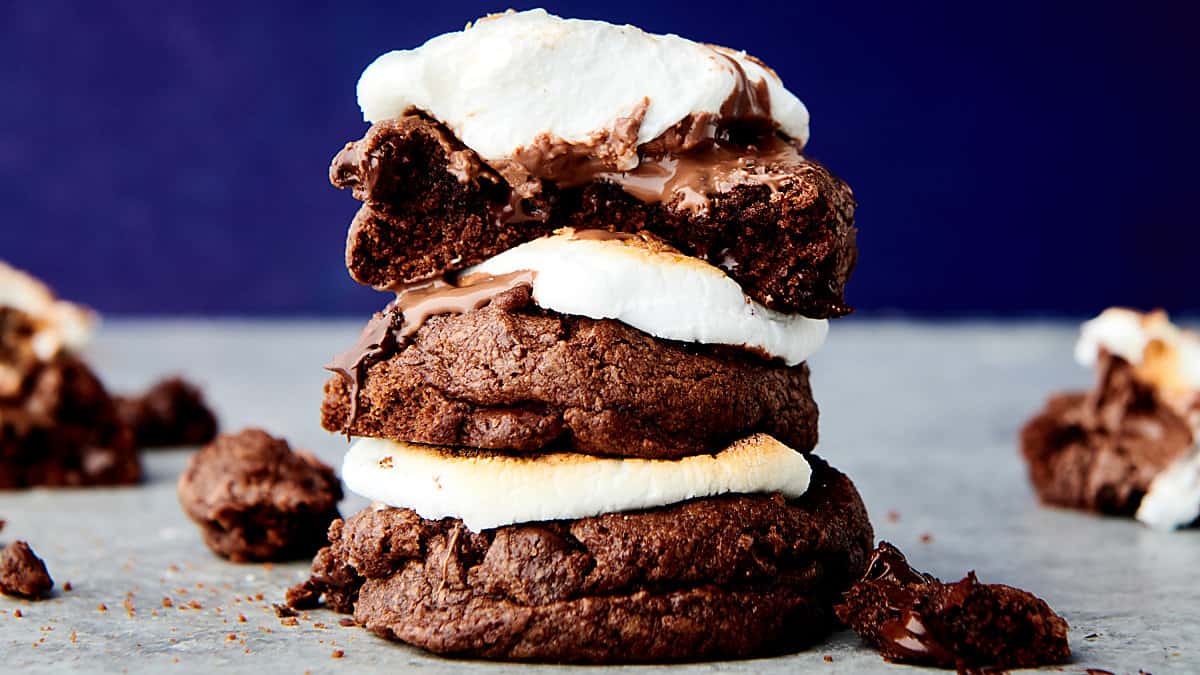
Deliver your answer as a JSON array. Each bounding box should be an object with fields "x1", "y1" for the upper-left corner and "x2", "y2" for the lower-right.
[{"x1": 322, "y1": 286, "x2": 818, "y2": 459}]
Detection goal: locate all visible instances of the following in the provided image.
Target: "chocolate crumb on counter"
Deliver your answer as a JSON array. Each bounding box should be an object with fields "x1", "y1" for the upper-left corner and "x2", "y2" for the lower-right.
[
  {"x1": 835, "y1": 542, "x2": 1070, "y2": 671},
  {"x1": 0, "y1": 541, "x2": 54, "y2": 599},
  {"x1": 177, "y1": 429, "x2": 342, "y2": 562}
]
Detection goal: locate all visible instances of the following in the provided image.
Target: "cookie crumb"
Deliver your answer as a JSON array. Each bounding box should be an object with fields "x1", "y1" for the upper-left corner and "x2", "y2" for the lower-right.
[
  {"x1": 0, "y1": 541, "x2": 54, "y2": 599},
  {"x1": 338, "y1": 618, "x2": 356, "y2": 627},
  {"x1": 281, "y1": 617, "x2": 299, "y2": 627},
  {"x1": 238, "y1": 613, "x2": 247, "y2": 623},
  {"x1": 273, "y1": 603, "x2": 298, "y2": 618},
  {"x1": 331, "y1": 649, "x2": 345, "y2": 659},
  {"x1": 63, "y1": 581, "x2": 72, "y2": 591},
  {"x1": 97, "y1": 604, "x2": 107, "y2": 612},
  {"x1": 885, "y1": 510, "x2": 900, "y2": 523},
  {"x1": 13, "y1": 609, "x2": 22, "y2": 618},
  {"x1": 823, "y1": 655, "x2": 833, "y2": 662},
  {"x1": 919, "y1": 532, "x2": 934, "y2": 544}
]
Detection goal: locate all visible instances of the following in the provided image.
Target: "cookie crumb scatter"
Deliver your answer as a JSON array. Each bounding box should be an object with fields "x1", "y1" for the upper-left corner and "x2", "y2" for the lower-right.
[
  {"x1": 97, "y1": 604, "x2": 107, "y2": 612},
  {"x1": 338, "y1": 618, "x2": 356, "y2": 627},
  {"x1": 1085, "y1": 633, "x2": 1100, "y2": 639},
  {"x1": 885, "y1": 510, "x2": 900, "y2": 523},
  {"x1": 13, "y1": 609, "x2": 22, "y2": 618},
  {"x1": 823, "y1": 655, "x2": 833, "y2": 662},
  {"x1": 70, "y1": 630, "x2": 77, "y2": 643},
  {"x1": 254, "y1": 592, "x2": 264, "y2": 601},
  {"x1": 226, "y1": 633, "x2": 237, "y2": 641},
  {"x1": 314, "y1": 622, "x2": 327, "y2": 629},
  {"x1": 331, "y1": 649, "x2": 345, "y2": 659},
  {"x1": 919, "y1": 532, "x2": 933, "y2": 544},
  {"x1": 281, "y1": 617, "x2": 299, "y2": 627},
  {"x1": 273, "y1": 603, "x2": 298, "y2": 618},
  {"x1": 188, "y1": 600, "x2": 203, "y2": 609},
  {"x1": 63, "y1": 581, "x2": 72, "y2": 591},
  {"x1": 238, "y1": 613, "x2": 247, "y2": 622}
]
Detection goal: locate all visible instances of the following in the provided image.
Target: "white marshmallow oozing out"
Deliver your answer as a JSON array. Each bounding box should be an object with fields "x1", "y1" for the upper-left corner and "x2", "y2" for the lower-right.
[
  {"x1": 462, "y1": 229, "x2": 828, "y2": 366},
  {"x1": 356, "y1": 9, "x2": 810, "y2": 164},
  {"x1": 1137, "y1": 449, "x2": 1200, "y2": 531},
  {"x1": 342, "y1": 434, "x2": 812, "y2": 531}
]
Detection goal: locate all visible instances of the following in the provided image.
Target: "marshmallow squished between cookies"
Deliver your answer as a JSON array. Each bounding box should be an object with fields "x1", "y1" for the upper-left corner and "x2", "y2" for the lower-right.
[
  {"x1": 342, "y1": 434, "x2": 812, "y2": 531},
  {"x1": 0, "y1": 261, "x2": 96, "y2": 360},
  {"x1": 462, "y1": 229, "x2": 827, "y2": 365},
  {"x1": 357, "y1": 9, "x2": 810, "y2": 165}
]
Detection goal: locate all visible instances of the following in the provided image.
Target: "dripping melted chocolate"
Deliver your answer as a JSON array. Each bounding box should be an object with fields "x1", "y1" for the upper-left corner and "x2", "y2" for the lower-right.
[{"x1": 326, "y1": 270, "x2": 536, "y2": 433}]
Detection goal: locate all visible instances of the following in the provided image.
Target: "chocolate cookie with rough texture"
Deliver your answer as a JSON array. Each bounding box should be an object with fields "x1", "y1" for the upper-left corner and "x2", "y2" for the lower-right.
[
  {"x1": 322, "y1": 286, "x2": 818, "y2": 459},
  {"x1": 1021, "y1": 352, "x2": 1195, "y2": 515},
  {"x1": 116, "y1": 376, "x2": 219, "y2": 448},
  {"x1": 332, "y1": 115, "x2": 857, "y2": 317},
  {"x1": 0, "y1": 540, "x2": 54, "y2": 599},
  {"x1": 177, "y1": 428, "x2": 342, "y2": 562},
  {"x1": 288, "y1": 456, "x2": 872, "y2": 663},
  {"x1": 0, "y1": 307, "x2": 140, "y2": 489},
  {"x1": 835, "y1": 542, "x2": 1070, "y2": 671}
]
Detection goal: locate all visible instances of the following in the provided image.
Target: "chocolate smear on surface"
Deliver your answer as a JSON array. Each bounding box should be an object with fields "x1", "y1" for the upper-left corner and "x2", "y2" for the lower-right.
[{"x1": 326, "y1": 270, "x2": 536, "y2": 431}]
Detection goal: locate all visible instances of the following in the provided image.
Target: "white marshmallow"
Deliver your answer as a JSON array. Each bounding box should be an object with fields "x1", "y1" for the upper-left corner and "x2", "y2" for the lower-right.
[
  {"x1": 0, "y1": 261, "x2": 96, "y2": 360},
  {"x1": 357, "y1": 9, "x2": 810, "y2": 164},
  {"x1": 1075, "y1": 308, "x2": 1200, "y2": 390},
  {"x1": 1137, "y1": 448, "x2": 1200, "y2": 531},
  {"x1": 342, "y1": 434, "x2": 812, "y2": 531},
  {"x1": 462, "y1": 229, "x2": 827, "y2": 365}
]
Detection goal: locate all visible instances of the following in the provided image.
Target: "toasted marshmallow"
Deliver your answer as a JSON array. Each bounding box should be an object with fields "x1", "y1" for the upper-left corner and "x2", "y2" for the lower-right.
[
  {"x1": 461, "y1": 229, "x2": 826, "y2": 365},
  {"x1": 1076, "y1": 308, "x2": 1200, "y2": 413},
  {"x1": 0, "y1": 261, "x2": 96, "y2": 360},
  {"x1": 357, "y1": 9, "x2": 809, "y2": 165},
  {"x1": 342, "y1": 434, "x2": 811, "y2": 531},
  {"x1": 1137, "y1": 448, "x2": 1200, "y2": 530}
]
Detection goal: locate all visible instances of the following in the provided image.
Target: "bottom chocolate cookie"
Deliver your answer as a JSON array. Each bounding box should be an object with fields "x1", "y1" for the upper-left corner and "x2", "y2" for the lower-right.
[{"x1": 289, "y1": 456, "x2": 872, "y2": 663}]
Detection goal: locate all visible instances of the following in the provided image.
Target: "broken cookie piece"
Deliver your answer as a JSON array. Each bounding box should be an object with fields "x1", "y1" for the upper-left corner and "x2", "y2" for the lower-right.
[
  {"x1": 835, "y1": 542, "x2": 1070, "y2": 671},
  {"x1": 116, "y1": 376, "x2": 219, "y2": 448},
  {"x1": 0, "y1": 540, "x2": 54, "y2": 599},
  {"x1": 177, "y1": 428, "x2": 342, "y2": 562}
]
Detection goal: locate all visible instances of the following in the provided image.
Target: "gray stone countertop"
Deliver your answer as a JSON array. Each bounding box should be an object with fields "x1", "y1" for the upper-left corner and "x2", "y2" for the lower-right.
[{"x1": 0, "y1": 319, "x2": 1195, "y2": 674}]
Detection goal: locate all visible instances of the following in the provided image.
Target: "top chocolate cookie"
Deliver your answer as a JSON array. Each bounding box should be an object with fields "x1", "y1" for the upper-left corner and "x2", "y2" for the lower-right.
[{"x1": 331, "y1": 10, "x2": 857, "y2": 317}]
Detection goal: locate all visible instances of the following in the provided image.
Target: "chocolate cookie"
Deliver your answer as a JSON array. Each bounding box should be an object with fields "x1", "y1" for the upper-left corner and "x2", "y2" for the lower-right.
[
  {"x1": 0, "y1": 308, "x2": 140, "y2": 488},
  {"x1": 835, "y1": 542, "x2": 1070, "y2": 671},
  {"x1": 288, "y1": 456, "x2": 872, "y2": 663},
  {"x1": 116, "y1": 376, "x2": 219, "y2": 448},
  {"x1": 0, "y1": 540, "x2": 54, "y2": 599},
  {"x1": 322, "y1": 286, "x2": 818, "y2": 459},
  {"x1": 177, "y1": 428, "x2": 342, "y2": 562},
  {"x1": 1021, "y1": 352, "x2": 1195, "y2": 515},
  {"x1": 332, "y1": 115, "x2": 857, "y2": 317}
]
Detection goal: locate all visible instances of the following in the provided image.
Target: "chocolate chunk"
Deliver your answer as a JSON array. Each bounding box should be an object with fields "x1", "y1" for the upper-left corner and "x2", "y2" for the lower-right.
[
  {"x1": 290, "y1": 457, "x2": 872, "y2": 663},
  {"x1": 177, "y1": 428, "x2": 342, "y2": 562},
  {"x1": 0, "y1": 540, "x2": 54, "y2": 599},
  {"x1": 1021, "y1": 352, "x2": 1195, "y2": 515},
  {"x1": 322, "y1": 287, "x2": 818, "y2": 459},
  {"x1": 0, "y1": 307, "x2": 140, "y2": 488},
  {"x1": 332, "y1": 115, "x2": 857, "y2": 318},
  {"x1": 116, "y1": 377, "x2": 218, "y2": 448},
  {"x1": 835, "y1": 542, "x2": 1070, "y2": 670}
]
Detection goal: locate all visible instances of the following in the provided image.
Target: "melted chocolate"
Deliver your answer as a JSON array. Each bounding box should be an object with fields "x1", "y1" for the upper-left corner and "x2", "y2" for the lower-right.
[
  {"x1": 326, "y1": 270, "x2": 536, "y2": 432},
  {"x1": 859, "y1": 543, "x2": 959, "y2": 667}
]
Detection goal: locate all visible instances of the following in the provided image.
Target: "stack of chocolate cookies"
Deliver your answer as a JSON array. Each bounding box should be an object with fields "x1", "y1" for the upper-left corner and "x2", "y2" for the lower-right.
[{"x1": 293, "y1": 10, "x2": 872, "y2": 662}]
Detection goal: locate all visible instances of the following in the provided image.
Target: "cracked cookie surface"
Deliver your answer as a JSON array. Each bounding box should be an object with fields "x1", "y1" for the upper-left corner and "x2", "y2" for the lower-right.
[
  {"x1": 322, "y1": 286, "x2": 819, "y2": 459},
  {"x1": 289, "y1": 456, "x2": 872, "y2": 663}
]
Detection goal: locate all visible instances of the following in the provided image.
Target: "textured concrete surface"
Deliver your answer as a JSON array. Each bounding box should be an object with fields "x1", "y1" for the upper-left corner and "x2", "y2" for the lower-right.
[{"x1": 0, "y1": 319, "x2": 1196, "y2": 674}]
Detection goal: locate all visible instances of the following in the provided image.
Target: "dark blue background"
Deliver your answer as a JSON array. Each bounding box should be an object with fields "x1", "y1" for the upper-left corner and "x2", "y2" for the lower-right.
[{"x1": 2, "y1": 1, "x2": 1197, "y2": 316}]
